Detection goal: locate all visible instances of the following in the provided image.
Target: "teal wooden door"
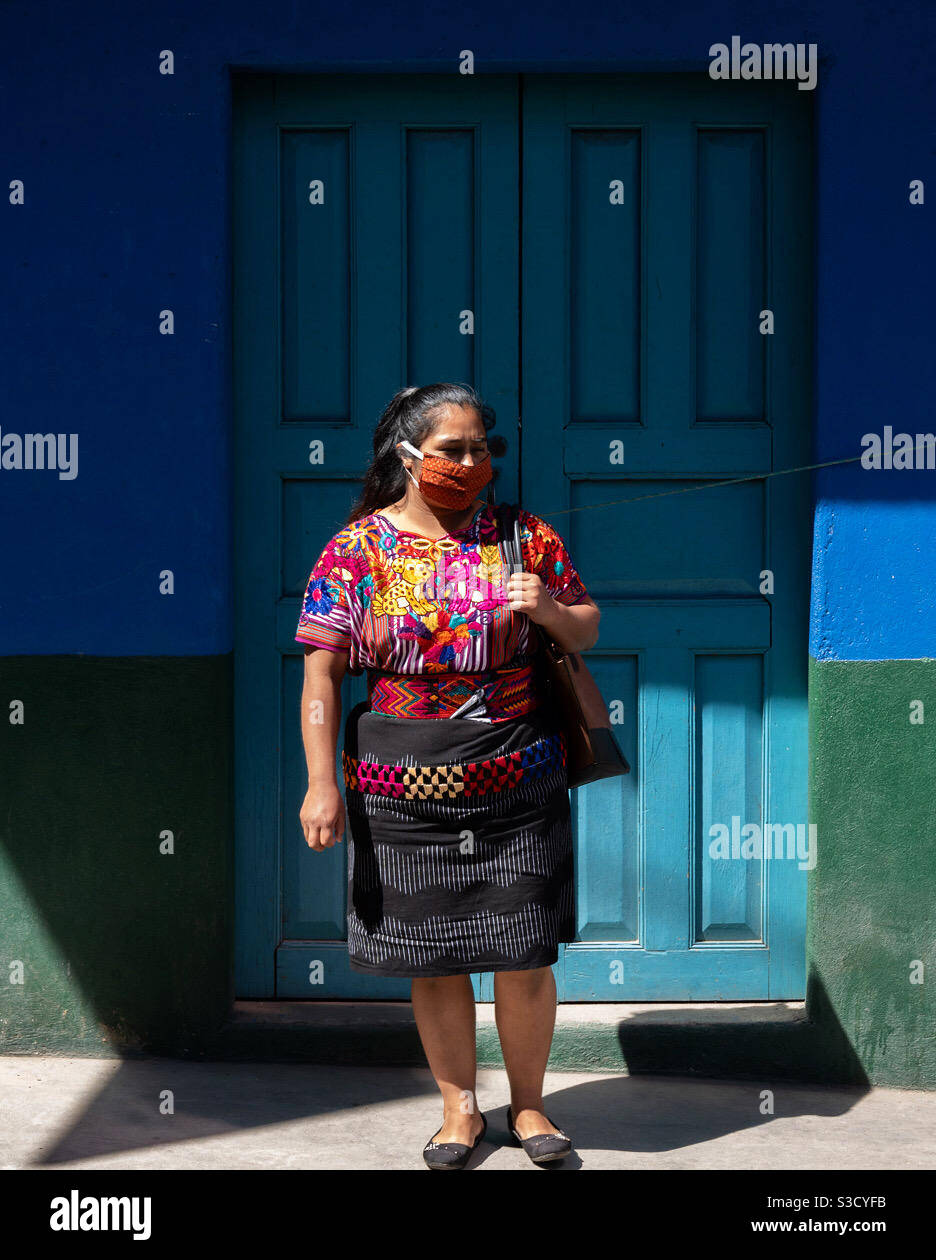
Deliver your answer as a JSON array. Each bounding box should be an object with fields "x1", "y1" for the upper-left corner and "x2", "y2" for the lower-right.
[
  {"x1": 234, "y1": 73, "x2": 812, "y2": 1001},
  {"x1": 523, "y1": 75, "x2": 812, "y2": 999}
]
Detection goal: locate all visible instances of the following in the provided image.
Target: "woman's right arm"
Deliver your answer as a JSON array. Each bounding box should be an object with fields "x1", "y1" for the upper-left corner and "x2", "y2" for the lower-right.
[{"x1": 299, "y1": 644, "x2": 350, "y2": 852}]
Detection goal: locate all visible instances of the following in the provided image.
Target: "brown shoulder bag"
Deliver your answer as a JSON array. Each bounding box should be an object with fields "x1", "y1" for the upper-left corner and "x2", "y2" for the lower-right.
[{"x1": 498, "y1": 502, "x2": 630, "y2": 789}]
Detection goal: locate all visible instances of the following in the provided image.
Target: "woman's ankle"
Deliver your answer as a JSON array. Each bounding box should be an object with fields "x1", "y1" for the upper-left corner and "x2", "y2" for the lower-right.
[
  {"x1": 441, "y1": 1088, "x2": 480, "y2": 1119},
  {"x1": 510, "y1": 1098, "x2": 546, "y2": 1116}
]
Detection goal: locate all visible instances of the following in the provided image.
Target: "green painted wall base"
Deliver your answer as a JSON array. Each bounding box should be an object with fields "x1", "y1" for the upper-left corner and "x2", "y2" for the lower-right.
[
  {"x1": 807, "y1": 656, "x2": 936, "y2": 1088},
  {"x1": 0, "y1": 657, "x2": 233, "y2": 1055},
  {"x1": 160, "y1": 1001, "x2": 870, "y2": 1086},
  {"x1": 2, "y1": 654, "x2": 933, "y2": 1089}
]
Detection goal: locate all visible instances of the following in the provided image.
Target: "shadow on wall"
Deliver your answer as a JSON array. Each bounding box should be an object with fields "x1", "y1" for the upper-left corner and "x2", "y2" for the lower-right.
[
  {"x1": 0, "y1": 656, "x2": 235, "y2": 1057},
  {"x1": 614, "y1": 976, "x2": 869, "y2": 1088}
]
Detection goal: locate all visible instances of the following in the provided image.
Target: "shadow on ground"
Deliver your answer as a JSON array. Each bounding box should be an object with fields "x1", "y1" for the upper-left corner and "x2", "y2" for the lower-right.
[{"x1": 31, "y1": 1059, "x2": 865, "y2": 1167}]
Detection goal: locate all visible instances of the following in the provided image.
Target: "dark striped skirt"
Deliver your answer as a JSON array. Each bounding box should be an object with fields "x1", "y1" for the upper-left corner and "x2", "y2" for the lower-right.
[{"x1": 341, "y1": 700, "x2": 575, "y2": 978}]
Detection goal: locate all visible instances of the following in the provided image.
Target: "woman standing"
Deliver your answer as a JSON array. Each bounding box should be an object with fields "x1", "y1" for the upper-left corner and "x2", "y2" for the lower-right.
[{"x1": 296, "y1": 383, "x2": 600, "y2": 1169}]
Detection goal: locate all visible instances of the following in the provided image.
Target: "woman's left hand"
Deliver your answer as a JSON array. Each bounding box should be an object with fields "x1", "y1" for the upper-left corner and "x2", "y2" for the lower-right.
[{"x1": 506, "y1": 571, "x2": 556, "y2": 625}]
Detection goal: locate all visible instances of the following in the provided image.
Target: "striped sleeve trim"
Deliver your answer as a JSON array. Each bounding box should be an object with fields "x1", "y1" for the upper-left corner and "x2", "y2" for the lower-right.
[
  {"x1": 553, "y1": 574, "x2": 590, "y2": 606},
  {"x1": 295, "y1": 623, "x2": 352, "y2": 651}
]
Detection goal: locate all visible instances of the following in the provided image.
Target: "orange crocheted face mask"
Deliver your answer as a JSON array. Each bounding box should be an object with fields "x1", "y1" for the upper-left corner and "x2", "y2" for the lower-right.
[{"x1": 398, "y1": 439, "x2": 492, "y2": 510}]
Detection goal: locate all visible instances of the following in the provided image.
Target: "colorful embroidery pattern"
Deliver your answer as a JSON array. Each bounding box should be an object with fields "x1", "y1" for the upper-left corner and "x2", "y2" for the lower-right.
[
  {"x1": 295, "y1": 502, "x2": 589, "y2": 702},
  {"x1": 398, "y1": 605, "x2": 482, "y2": 666}
]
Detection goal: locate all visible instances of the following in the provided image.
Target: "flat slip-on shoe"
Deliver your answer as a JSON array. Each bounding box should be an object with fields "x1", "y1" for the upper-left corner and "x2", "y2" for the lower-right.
[
  {"x1": 506, "y1": 1106, "x2": 573, "y2": 1164},
  {"x1": 422, "y1": 1111, "x2": 487, "y2": 1170}
]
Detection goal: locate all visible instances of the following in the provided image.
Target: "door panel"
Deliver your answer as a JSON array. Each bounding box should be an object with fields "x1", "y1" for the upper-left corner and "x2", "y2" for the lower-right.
[
  {"x1": 234, "y1": 75, "x2": 520, "y2": 997},
  {"x1": 522, "y1": 75, "x2": 812, "y2": 999},
  {"x1": 234, "y1": 73, "x2": 811, "y2": 1001}
]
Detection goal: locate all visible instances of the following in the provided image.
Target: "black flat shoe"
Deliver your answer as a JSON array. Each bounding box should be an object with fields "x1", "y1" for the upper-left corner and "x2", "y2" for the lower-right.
[
  {"x1": 422, "y1": 1111, "x2": 487, "y2": 1170},
  {"x1": 506, "y1": 1107, "x2": 572, "y2": 1164}
]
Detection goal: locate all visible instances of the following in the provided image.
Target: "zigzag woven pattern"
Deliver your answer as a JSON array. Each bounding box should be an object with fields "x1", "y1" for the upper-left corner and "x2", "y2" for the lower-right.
[
  {"x1": 343, "y1": 730, "x2": 566, "y2": 801},
  {"x1": 368, "y1": 662, "x2": 537, "y2": 720}
]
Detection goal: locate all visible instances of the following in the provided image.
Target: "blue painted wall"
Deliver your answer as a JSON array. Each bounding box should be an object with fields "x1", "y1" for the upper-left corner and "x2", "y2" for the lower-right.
[{"x1": 0, "y1": 0, "x2": 933, "y2": 659}]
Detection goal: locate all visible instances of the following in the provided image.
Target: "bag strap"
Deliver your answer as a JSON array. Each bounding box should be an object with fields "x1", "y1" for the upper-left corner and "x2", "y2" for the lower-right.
[
  {"x1": 496, "y1": 503, "x2": 556, "y2": 658},
  {"x1": 496, "y1": 501, "x2": 525, "y2": 587},
  {"x1": 497, "y1": 501, "x2": 520, "y2": 571}
]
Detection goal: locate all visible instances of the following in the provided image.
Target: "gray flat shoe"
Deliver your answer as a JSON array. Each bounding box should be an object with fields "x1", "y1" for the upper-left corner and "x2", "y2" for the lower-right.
[
  {"x1": 506, "y1": 1106, "x2": 573, "y2": 1164},
  {"x1": 423, "y1": 1111, "x2": 487, "y2": 1170}
]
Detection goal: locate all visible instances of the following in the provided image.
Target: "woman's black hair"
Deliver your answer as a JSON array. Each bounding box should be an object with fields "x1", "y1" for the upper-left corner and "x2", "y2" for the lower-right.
[{"x1": 346, "y1": 382, "x2": 496, "y2": 523}]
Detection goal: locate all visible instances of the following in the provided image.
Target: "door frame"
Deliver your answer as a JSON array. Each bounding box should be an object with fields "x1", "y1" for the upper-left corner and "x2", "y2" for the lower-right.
[{"x1": 232, "y1": 70, "x2": 813, "y2": 1001}]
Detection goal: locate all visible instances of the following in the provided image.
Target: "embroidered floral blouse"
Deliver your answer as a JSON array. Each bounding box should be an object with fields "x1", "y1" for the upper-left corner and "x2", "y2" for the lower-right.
[{"x1": 294, "y1": 502, "x2": 589, "y2": 680}]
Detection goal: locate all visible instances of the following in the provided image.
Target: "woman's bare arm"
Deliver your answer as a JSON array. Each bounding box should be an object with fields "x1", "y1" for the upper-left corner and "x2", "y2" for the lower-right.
[
  {"x1": 536, "y1": 595, "x2": 601, "y2": 654},
  {"x1": 299, "y1": 644, "x2": 350, "y2": 851},
  {"x1": 507, "y1": 572, "x2": 601, "y2": 654}
]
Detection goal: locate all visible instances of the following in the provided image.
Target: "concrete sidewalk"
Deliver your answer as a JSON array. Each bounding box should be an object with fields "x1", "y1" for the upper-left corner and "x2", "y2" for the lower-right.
[{"x1": 2, "y1": 1056, "x2": 934, "y2": 1170}]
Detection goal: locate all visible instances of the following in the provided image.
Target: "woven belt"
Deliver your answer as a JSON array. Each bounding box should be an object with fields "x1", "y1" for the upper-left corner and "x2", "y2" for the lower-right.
[
  {"x1": 367, "y1": 662, "x2": 538, "y2": 721},
  {"x1": 343, "y1": 730, "x2": 566, "y2": 800}
]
